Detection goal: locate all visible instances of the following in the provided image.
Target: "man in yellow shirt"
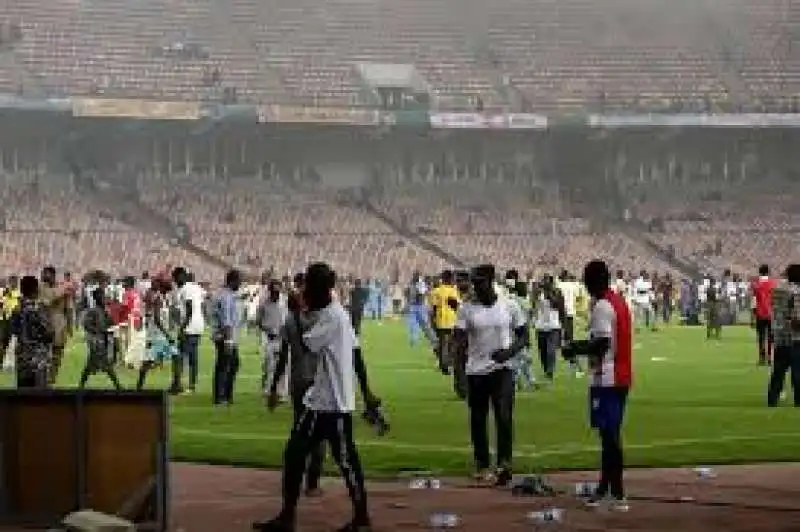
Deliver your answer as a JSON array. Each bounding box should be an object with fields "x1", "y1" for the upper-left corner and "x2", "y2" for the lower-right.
[
  {"x1": 429, "y1": 270, "x2": 460, "y2": 375},
  {"x1": 1, "y1": 277, "x2": 20, "y2": 370},
  {"x1": 1, "y1": 276, "x2": 20, "y2": 333}
]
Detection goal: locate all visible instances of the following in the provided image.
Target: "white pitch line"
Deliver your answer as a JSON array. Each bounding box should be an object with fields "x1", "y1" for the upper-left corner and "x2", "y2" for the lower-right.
[{"x1": 173, "y1": 427, "x2": 800, "y2": 460}]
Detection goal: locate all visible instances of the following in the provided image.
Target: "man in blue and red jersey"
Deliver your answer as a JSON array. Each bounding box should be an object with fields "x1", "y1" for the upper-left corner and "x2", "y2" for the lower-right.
[
  {"x1": 752, "y1": 264, "x2": 777, "y2": 366},
  {"x1": 564, "y1": 259, "x2": 632, "y2": 512}
]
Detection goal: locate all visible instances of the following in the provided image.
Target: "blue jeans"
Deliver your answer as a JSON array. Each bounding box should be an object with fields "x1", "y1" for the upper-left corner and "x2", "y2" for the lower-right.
[
  {"x1": 513, "y1": 350, "x2": 535, "y2": 390},
  {"x1": 590, "y1": 386, "x2": 629, "y2": 497},
  {"x1": 407, "y1": 304, "x2": 429, "y2": 345}
]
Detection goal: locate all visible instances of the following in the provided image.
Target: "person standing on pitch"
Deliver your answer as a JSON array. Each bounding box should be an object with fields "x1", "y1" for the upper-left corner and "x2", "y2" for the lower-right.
[
  {"x1": 406, "y1": 271, "x2": 430, "y2": 347},
  {"x1": 563, "y1": 260, "x2": 632, "y2": 511},
  {"x1": 254, "y1": 262, "x2": 379, "y2": 532},
  {"x1": 78, "y1": 288, "x2": 122, "y2": 390},
  {"x1": 10, "y1": 276, "x2": 54, "y2": 389},
  {"x1": 429, "y1": 270, "x2": 460, "y2": 375},
  {"x1": 752, "y1": 265, "x2": 777, "y2": 366},
  {"x1": 453, "y1": 264, "x2": 527, "y2": 487},
  {"x1": 767, "y1": 264, "x2": 800, "y2": 407},
  {"x1": 511, "y1": 280, "x2": 535, "y2": 390},
  {"x1": 706, "y1": 277, "x2": 722, "y2": 340},
  {"x1": 558, "y1": 271, "x2": 584, "y2": 377},
  {"x1": 533, "y1": 275, "x2": 564, "y2": 381},
  {"x1": 258, "y1": 279, "x2": 289, "y2": 399},
  {"x1": 450, "y1": 271, "x2": 472, "y2": 400},
  {"x1": 631, "y1": 271, "x2": 654, "y2": 332},
  {"x1": 349, "y1": 278, "x2": 368, "y2": 336},
  {"x1": 266, "y1": 282, "x2": 325, "y2": 497},
  {"x1": 172, "y1": 268, "x2": 205, "y2": 394},
  {"x1": 211, "y1": 269, "x2": 243, "y2": 406},
  {"x1": 39, "y1": 265, "x2": 70, "y2": 385}
]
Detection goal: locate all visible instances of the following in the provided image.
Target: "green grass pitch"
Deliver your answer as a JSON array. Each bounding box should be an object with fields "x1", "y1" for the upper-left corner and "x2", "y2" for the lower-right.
[{"x1": 3, "y1": 321, "x2": 799, "y2": 476}]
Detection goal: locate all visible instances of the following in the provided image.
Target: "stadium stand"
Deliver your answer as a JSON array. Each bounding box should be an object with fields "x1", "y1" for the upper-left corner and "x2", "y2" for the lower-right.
[
  {"x1": 0, "y1": 178, "x2": 212, "y2": 278},
  {"x1": 0, "y1": 165, "x2": 797, "y2": 279},
  {"x1": 135, "y1": 175, "x2": 450, "y2": 279},
  {"x1": 0, "y1": 0, "x2": 796, "y2": 110},
  {"x1": 0, "y1": 0, "x2": 798, "y2": 280}
]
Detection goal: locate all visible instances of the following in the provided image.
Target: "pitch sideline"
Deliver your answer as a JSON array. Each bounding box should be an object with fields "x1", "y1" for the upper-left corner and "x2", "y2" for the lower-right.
[{"x1": 174, "y1": 427, "x2": 800, "y2": 460}]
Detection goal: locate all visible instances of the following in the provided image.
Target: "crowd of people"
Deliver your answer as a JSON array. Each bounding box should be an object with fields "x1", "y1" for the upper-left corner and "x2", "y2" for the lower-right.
[
  {"x1": 1, "y1": 261, "x2": 795, "y2": 397},
  {"x1": 2, "y1": 255, "x2": 797, "y2": 532}
]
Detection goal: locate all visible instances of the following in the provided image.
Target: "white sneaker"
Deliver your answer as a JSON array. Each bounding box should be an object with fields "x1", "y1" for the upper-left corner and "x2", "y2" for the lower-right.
[
  {"x1": 584, "y1": 493, "x2": 607, "y2": 508},
  {"x1": 585, "y1": 494, "x2": 629, "y2": 512},
  {"x1": 575, "y1": 371, "x2": 585, "y2": 378},
  {"x1": 610, "y1": 497, "x2": 630, "y2": 512}
]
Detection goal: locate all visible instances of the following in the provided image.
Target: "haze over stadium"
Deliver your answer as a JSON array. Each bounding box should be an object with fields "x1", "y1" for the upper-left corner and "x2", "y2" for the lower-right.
[
  {"x1": 0, "y1": 0, "x2": 794, "y2": 277},
  {"x1": 0, "y1": 0, "x2": 799, "y2": 531}
]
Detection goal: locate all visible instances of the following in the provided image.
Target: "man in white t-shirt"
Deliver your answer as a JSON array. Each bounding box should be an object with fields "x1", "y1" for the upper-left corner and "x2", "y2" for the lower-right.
[
  {"x1": 137, "y1": 272, "x2": 152, "y2": 299},
  {"x1": 722, "y1": 270, "x2": 738, "y2": 325},
  {"x1": 534, "y1": 275, "x2": 565, "y2": 380},
  {"x1": 558, "y1": 271, "x2": 579, "y2": 345},
  {"x1": 454, "y1": 264, "x2": 527, "y2": 488},
  {"x1": 172, "y1": 267, "x2": 205, "y2": 394},
  {"x1": 631, "y1": 271, "x2": 654, "y2": 331},
  {"x1": 256, "y1": 263, "x2": 381, "y2": 532},
  {"x1": 257, "y1": 278, "x2": 289, "y2": 399},
  {"x1": 612, "y1": 271, "x2": 627, "y2": 298},
  {"x1": 698, "y1": 276, "x2": 709, "y2": 306},
  {"x1": 558, "y1": 271, "x2": 585, "y2": 377}
]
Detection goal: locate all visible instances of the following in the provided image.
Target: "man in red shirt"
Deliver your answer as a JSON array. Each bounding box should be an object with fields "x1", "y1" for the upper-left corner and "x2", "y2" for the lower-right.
[
  {"x1": 121, "y1": 277, "x2": 143, "y2": 353},
  {"x1": 124, "y1": 278, "x2": 143, "y2": 328},
  {"x1": 564, "y1": 260, "x2": 632, "y2": 511},
  {"x1": 105, "y1": 294, "x2": 126, "y2": 365},
  {"x1": 752, "y1": 265, "x2": 777, "y2": 366}
]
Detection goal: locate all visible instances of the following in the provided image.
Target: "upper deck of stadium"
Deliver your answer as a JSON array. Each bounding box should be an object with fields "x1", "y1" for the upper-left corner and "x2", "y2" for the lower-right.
[{"x1": 0, "y1": 0, "x2": 797, "y2": 112}]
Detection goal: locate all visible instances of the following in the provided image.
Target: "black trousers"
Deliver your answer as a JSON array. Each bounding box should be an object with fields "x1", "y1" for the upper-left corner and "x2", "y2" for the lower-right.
[
  {"x1": 213, "y1": 341, "x2": 240, "y2": 404},
  {"x1": 537, "y1": 329, "x2": 559, "y2": 379},
  {"x1": 662, "y1": 299, "x2": 672, "y2": 323},
  {"x1": 467, "y1": 368, "x2": 514, "y2": 470},
  {"x1": 79, "y1": 337, "x2": 122, "y2": 390},
  {"x1": 562, "y1": 317, "x2": 575, "y2": 345},
  {"x1": 17, "y1": 365, "x2": 49, "y2": 389},
  {"x1": 755, "y1": 318, "x2": 774, "y2": 364},
  {"x1": 767, "y1": 343, "x2": 800, "y2": 407},
  {"x1": 435, "y1": 328, "x2": 454, "y2": 370},
  {"x1": 0, "y1": 318, "x2": 10, "y2": 353},
  {"x1": 291, "y1": 384, "x2": 325, "y2": 491},
  {"x1": 452, "y1": 346, "x2": 468, "y2": 399},
  {"x1": 279, "y1": 410, "x2": 368, "y2": 524},
  {"x1": 351, "y1": 312, "x2": 363, "y2": 336}
]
